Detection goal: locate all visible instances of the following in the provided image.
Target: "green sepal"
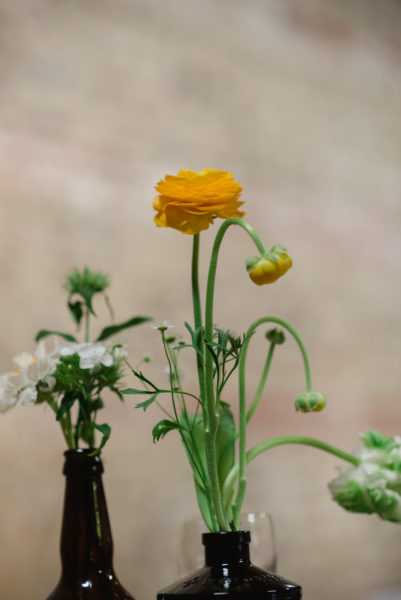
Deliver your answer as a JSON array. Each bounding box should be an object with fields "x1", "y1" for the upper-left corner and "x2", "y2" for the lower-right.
[
  {"x1": 96, "y1": 316, "x2": 152, "y2": 342},
  {"x1": 35, "y1": 330, "x2": 77, "y2": 343}
]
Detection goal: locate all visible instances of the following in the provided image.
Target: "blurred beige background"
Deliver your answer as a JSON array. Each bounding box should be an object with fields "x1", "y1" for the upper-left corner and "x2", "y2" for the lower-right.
[{"x1": 0, "y1": 1, "x2": 400, "y2": 599}]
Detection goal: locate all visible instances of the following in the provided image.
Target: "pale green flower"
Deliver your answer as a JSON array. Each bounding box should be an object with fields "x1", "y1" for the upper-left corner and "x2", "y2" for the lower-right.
[{"x1": 329, "y1": 430, "x2": 401, "y2": 523}]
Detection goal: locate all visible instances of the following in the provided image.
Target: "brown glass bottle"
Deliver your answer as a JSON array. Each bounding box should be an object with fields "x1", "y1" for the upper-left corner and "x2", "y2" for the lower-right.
[
  {"x1": 46, "y1": 449, "x2": 135, "y2": 600},
  {"x1": 158, "y1": 530, "x2": 301, "y2": 600}
]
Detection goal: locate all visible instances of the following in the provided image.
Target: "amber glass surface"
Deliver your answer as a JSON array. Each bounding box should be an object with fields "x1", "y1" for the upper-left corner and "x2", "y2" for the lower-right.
[
  {"x1": 46, "y1": 449, "x2": 135, "y2": 600},
  {"x1": 158, "y1": 530, "x2": 301, "y2": 600}
]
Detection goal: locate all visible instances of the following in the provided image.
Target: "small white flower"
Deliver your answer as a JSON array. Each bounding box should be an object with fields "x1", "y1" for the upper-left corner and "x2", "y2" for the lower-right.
[
  {"x1": 0, "y1": 340, "x2": 60, "y2": 414},
  {"x1": 60, "y1": 342, "x2": 115, "y2": 370},
  {"x1": 151, "y1": 321, "x2": 175, "y2": 332},
  {"x1": 19, "y1": 387, "x2": 38, "y2": 407},
  {"x1": 0, "y1": 375, "x2": 18, "y2": 416}
]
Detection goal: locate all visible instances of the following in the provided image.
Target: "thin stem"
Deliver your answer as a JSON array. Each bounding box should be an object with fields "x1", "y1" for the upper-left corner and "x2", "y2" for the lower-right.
[
  {"x1": 246, "y1": 342, "x2": 276, "y2": 424},
  {"x1": 161, "y1": 332, "x2": 208, "y2": 495},
  {"x1": 192, "y1": 234, "x2": 206, "y2": 402},
  {"x1": 223, "y1": 435, "x2": 360, "y2": 502},
  {"x1": 85, "y1": 308, "x2": 90, "y2": 343},
  {"x1": 46, "y1": 398, "x2": 75, "y2": 449},
  {"x1": 204, "y1": 218, "x2": 266, "y2": 531},
  {"x1": 64, "y1": 410, "x2": 75, "y2": 449}
]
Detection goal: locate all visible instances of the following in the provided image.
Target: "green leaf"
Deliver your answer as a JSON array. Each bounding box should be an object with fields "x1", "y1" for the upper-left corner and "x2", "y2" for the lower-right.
[
  {"x1": 81, "y1": 420, "x2": 95, "y2": 445},
  {"x1": 216, "y1": 406, "x2": 236, "y2": 489},
  {"x1": 136, "y1": 393, "x2": 159, "y2": 411},
  {"x1": 184, "y1": 322, "x2": 205, "y2": 363},
  {"x1": 121, "y1": 388, "x2": 154, "y2": 395},
  {"x1": 91, "y1": 423, "x2": 111, "y2": 455},
  {"x1": 193, "y1": 477, "x2": 215, "y2": 532},
  {"x1": 152, "y1": 419, "x2": 179, "y2": 442},
  {"x1": 96, "y1": 316, "x2": 152, "y2": 341},
  {"x1": 68, "y1": 300, "x2": 84, "y2": 326},
  {"x1": 35, "y1": 329, "x2": 77, "y2": 343},
  {"x1": 56, "y1": 391, "x2": 79, "y2": 421}
]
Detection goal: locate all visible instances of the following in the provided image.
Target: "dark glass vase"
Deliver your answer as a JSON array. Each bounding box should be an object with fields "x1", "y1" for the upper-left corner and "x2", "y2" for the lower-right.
[
  {"x1": 46, "y1": 449, "x2": 135, "y2": 600},
  {"x1": 158, "y1": 531, "x2": 301, "y2": 600}
]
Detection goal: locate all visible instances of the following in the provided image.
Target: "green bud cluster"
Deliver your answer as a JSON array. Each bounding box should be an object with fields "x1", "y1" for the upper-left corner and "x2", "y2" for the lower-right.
[{"x1": 295, "y1": 391, "x2": 326, "y2": 413}]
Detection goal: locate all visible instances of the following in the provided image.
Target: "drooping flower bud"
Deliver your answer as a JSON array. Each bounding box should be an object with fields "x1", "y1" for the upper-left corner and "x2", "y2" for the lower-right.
[
  {"x1": 265, "y1": 328, "x2": 286, "y2": 345},
  {"x1": 295, "y1": 391, "x2": 326, "y2": 413},
  {"x1": 329, "y1": 430, "x2": 401, "y2": 523},
  {"x1": 246, "y1": 245, "x2": 292, "y2": 285}
]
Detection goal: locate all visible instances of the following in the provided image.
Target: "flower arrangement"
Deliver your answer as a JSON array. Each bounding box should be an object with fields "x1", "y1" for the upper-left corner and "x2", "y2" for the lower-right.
[
  {"x1": 125, "y1": 168, "x2": 401, "y2": 531},
  {"x1": 0, "y1": 267, "x2": 150, "y2": 453}
]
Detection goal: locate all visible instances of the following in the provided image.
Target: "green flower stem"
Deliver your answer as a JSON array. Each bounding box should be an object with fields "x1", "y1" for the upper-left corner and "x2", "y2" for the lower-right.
[
  {"x1": 224, "y1": 434, "x2": 360, "y2": 506},
  {"x1": 64, "y1": 410, "x2": 75, "y2": 448},
  {"x1": 161, "y1": 332, "x2": 210, "y2": 511},
  {"x1": 192, "y1": 234, "x2": 206, "y2": 402},
  {"x1": 246, "y1": 342, "x2": 276, "y2": 424},
  {"x1": 233, "y1": 316, "x2": 313, "y2": 526},
  {"x1": 46, "y1": 398, "x2": 75, "y2": 449},
  {"x1": 85, "y1": 309, "x2": 90, "y2": 343},
  {"x1": 204, "y1": 218, "x2": 266, "y2": 531}
]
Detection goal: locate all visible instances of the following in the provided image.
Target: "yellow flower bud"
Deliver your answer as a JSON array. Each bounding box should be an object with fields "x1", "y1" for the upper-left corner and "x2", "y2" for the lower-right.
[
  {"x1": 295, "y1": 391, "x2": 326, "y2": 413},
  {"x1": 246, "y1": 245, "x2": 292, "y2": 285}
]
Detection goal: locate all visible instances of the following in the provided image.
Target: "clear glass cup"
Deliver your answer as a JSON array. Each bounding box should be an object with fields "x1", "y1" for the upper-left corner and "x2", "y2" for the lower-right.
[{"x1": 177, "y1": 512, "x2": 277, "y2": 577}]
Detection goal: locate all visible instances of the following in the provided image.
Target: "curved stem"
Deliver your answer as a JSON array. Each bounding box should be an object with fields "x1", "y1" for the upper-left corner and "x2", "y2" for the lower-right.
[
  {"x1": 232, "y1": 316, "x2": 313, "y2": 525},
  {"x1": 246, "y1": 342, "x2": 276, "y2": 424},
  {"x1": 223, "y1": 435, "x2": 360, "y2": 501},
  {"x1": 204, "y1": 218, "x2": 266, "y2": 530}
]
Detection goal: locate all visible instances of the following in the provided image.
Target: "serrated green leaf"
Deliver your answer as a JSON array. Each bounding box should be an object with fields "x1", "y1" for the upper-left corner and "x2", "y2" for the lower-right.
[
  {"x1": 135, "y1": 393, "x2": 159, "y2": 411},
  {"x1": 184, "y1": 322, "x2": 205, "y2": 363},
  {"x1": 96, "y1": 316, "x2": 152, "y2": 342},
  {"x1": 152, "y1": 419, "x2": 179, "y2": 442}
]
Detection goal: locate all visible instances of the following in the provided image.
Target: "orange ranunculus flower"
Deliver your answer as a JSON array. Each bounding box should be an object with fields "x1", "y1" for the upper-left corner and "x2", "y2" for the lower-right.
[{"x1": 153, "y1": 168, "x2": 245, "y2": 235}]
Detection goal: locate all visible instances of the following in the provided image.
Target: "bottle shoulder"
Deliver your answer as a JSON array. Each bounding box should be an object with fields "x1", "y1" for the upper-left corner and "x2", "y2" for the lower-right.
[{"x1": 157, "y1": 563, "x2": 301, "y2": 599}]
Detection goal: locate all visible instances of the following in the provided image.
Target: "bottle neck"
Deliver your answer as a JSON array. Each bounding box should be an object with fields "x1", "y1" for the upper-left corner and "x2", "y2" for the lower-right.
[
  {"x1": 59, "y1": 449, "x2": 114, "y2": 579},
  {"x1": 203, "y1": 531, "x2": 251, "y2": 567}
]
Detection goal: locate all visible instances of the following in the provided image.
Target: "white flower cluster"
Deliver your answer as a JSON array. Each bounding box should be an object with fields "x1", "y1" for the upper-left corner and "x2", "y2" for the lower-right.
[{"x1": 0, "y1": 340, "x2": 127, "y2": 417}]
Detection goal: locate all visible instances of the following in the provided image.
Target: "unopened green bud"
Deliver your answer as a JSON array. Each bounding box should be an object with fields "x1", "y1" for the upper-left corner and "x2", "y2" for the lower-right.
[
  {"x1": 166, "y1": 335, "x2": 176, "y2": 344},
  {"x1": 295, "y1": 391, "x2": 326, "y2": 413},
  {"x1": 142, "y1": 354, "x2": 151, "y2": 363},
  {"x1": 265, "y1": 328, "x2": 286, "y2": 345}
]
